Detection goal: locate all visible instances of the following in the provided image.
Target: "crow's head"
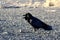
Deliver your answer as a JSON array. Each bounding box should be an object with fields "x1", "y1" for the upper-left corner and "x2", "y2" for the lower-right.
[{"x1": 23, "y1": 13, "x2": 32, "y2": 20}]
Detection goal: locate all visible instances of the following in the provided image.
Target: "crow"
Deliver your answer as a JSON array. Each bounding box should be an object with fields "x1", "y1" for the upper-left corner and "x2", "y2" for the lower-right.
[{"x1": 23, "y1": 13, "x2": 52, "y2": 31}]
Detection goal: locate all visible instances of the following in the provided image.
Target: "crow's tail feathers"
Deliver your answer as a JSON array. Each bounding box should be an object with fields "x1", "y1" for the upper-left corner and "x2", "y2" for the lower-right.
[{"x1": 43, "y1": 25, "x2": 53, "y2": 30}]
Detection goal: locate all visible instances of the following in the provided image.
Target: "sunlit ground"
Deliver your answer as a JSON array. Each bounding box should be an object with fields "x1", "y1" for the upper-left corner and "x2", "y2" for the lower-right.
[
  {"x1": 0, "y1": 0, "x2": 60, "y2": 8},
  {"x1": 43, "y1": 0, "x2": 60, "y2": 8},
  {"x1": 0, "y1": 7, "x2": 60, "y2": 40}
]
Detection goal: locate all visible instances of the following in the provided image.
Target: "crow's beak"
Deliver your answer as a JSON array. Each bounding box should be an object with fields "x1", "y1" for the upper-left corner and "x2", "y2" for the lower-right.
[
  {"x1": 23, "y1": 15, "x2": 25, "y2": 16},
  {"x1": 23, "y1": 15, "x2": 25, "y2": 18}
]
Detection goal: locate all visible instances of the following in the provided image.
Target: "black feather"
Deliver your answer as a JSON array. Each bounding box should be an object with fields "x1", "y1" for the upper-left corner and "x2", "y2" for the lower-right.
[{"x1": 23, "y1": 13, "x2": 52, "y2": 31}]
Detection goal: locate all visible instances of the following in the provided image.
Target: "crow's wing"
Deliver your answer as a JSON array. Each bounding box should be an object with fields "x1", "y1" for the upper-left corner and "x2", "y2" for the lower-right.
[{"x1": 30, "y1": 17, "x2": 45, "y2": 28}]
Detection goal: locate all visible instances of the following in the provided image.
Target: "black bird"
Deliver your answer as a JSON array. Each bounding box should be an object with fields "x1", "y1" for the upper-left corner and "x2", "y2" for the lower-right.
[{"x1": 23, "y1": 13, "x2": 52, "y2": 31}]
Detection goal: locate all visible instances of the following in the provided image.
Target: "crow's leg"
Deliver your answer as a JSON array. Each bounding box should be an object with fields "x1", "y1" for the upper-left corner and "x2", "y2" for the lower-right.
[
  {"x1": 32, "y1": 28, "x2": 38, "y2": 32},
  {"x1": 34, "y1": 28, "x2": 38, "y2": 31}
]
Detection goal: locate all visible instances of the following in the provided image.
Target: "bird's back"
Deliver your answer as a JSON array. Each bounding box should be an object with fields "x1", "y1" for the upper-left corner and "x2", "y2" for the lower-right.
[{"x1": 30, "y1": 17, "x2": 44, "y2": 28}]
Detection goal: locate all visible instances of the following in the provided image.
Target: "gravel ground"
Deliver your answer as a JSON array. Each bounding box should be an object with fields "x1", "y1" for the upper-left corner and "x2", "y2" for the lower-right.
[{"x1": 0, "y1": 7, "x2": 60, "y2": 40}]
